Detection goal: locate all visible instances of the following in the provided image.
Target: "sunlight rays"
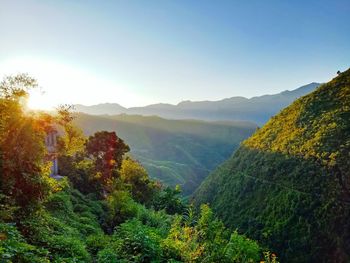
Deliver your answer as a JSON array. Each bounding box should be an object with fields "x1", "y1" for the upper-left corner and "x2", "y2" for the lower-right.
[{"x1": 0, "y1": 56, "x2": 140, "y2": 109}]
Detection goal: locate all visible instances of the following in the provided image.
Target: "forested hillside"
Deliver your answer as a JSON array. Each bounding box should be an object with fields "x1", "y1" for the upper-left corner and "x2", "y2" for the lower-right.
[
  {"x1": 194, "y1": 69, "x2": 350, "y2": 262},
  {"x1": 74, "y1": 114, "x2": 256, "y2": 195},
  {"x1": 0, "y1": 74, "x2": 275, "y2": 262}
]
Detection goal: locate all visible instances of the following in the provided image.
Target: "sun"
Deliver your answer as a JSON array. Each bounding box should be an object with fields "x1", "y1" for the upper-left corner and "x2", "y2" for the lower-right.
[{"x1": 27, "y1": 89, "x2": 54, "y2": 110}]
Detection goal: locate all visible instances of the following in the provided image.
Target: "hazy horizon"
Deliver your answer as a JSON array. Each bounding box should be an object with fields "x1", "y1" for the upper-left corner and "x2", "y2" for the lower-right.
[
  {"x1": 74, "y1": 81, "x2": 322, "y2": 108},
  {"x1": 1, "y1": 0, "x2": 349, "y2": 109}
]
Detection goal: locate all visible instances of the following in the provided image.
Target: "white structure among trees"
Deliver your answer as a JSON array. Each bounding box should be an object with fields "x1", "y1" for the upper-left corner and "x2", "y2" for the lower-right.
[{"x1": 45, "y1": 130, "x2": 62, "y2": 179}]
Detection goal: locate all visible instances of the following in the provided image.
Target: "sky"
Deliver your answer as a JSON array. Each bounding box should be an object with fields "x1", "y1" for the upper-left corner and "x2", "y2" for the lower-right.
[{"x1": 0, "y1": 0, "x2": 349, "y2": 109}]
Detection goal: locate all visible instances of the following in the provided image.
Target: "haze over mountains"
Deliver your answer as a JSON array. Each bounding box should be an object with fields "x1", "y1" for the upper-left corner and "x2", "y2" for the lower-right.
[
  {"x1": 73, "y1": 82, "x2": 321, "y2": 195},
  {"x1": 75, "y1": 82, "x2": 321, "y2": 125},
  {"x1": 74, "y1": 114, "x2": 256, "y2": 195}
]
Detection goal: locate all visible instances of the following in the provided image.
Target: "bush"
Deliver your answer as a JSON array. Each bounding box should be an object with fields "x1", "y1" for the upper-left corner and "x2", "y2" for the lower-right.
[
  {"x1": 46, "y1": 235, "x2": 90, "y2": 262},
  {"x1": 0, "y1": 223, "x2": 49, "y2": 262},
  {"x1": 119, "y1": 158, "x2": 159, "y2": 205},
  {"x1": 104, "y1": 190, "x2": 139, "y2": 232},
  {"x1": 111, "y1": 219, "x2": 163, "y2": 262},
  {"x1": 137, "y1": 205, "x2": 171, "y2": 236},
  {"x1": 152, "y1": 186, "x2": 186, "y2": 215},
  {"x1": 225, "y1": 231, "x2": 261, "y2": 262},
  {"x1": 45, "y1": 191, "x2": 74, "y2": 216},
  {"x1": 97, "y1": 247, "x2": 120, "y2": 263},
  {"x1": 86, "y1": 234, "x2": 111, "y2": 255},
  {"x1": 20, "y1": 189, "x2": 107, "y2": 262},
  {"x1": 162, "y1": 204, "x2": 263, "y2": 262}
]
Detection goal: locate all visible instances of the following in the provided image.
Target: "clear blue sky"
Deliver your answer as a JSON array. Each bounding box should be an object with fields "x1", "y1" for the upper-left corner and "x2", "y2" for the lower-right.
[{"x1": 0, "y1": 0, "x2": 349, "y2": 108}]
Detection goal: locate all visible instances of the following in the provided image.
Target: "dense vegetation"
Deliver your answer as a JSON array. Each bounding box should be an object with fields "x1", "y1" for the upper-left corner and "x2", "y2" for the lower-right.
[
  {"x1": 74, "y1": 113, "x2": 256, "y2": 195},
  {"x1": 0, "y1": 74, "x2": 276, "y2": 262},
  {"x1": 194, "y1": 69, "x2": 350, "y2": 262}
]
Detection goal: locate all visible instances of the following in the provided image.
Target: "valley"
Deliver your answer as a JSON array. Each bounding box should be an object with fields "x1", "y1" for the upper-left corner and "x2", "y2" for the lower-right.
[{"x1": 74, "y1": 113, "x2": 256, "y2": 195}]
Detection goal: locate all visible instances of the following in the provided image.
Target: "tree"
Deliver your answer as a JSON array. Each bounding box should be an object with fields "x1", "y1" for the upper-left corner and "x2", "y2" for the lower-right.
[
  {"x1": 0, "y1": 74, "x2": 58, "y2": 209},
  {"x1": 0, "y1": 73, "x2": 37, "y2": 100},
  {"x1": 85, "y1": 131, "x2": 129, "y2": 190},
  {"x1": 56, "y1": 123, "x2": 94, "y2": 194},
  {"x1": 152, "y1": 185, "x2": 186, "y2": 215},
  {"x1": 120, "y1": 158, "x2": 159, "y2": 204}
]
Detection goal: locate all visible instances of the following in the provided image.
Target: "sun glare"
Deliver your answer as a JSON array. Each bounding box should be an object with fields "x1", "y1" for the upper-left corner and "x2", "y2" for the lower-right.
[
  {"x1": 27, "y1": 89, "x2": 54, "y2": 110},
  {"x1": 0, "y1": 56, "x2": 152, "y2": 109}
]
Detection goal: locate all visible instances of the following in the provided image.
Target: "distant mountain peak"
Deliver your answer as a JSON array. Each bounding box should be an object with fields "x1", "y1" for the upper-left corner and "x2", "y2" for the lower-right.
[
  {"x1": 178, "y1": 100, "x2": 192, "y2": 104},
  {"x1": 74, "y1": 82, "x2": 321, "y2": 124},
  {"x1": 75, "y1": 102, "x2": 127, "y2": 115}
]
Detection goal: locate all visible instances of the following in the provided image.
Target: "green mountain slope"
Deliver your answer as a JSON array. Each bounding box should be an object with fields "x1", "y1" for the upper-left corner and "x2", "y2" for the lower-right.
[
  {"x1": 193, "y1": 70, "x2": 350, "y2": 262},
  {"x1": 74, "y1": 114, "x2": 256, "y2": 195}
]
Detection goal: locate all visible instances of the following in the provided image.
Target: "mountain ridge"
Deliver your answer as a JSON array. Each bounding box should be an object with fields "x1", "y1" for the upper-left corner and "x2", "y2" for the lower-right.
[{"x1": 75, "y1": 82, "x2": 321, "y2": 125}]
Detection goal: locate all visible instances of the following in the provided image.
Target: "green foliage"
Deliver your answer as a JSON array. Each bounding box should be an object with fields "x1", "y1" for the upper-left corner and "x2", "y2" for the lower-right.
[
  {"x1": 104, "y1": 190, "x2": 139, "y2": 232},
  {"x1": 44, "y1": 235, "x2": 91, "y2": 262},
  {"x1": 225, "y1": 231, "x2": 261, "y2": 262},
  {"x1": 136, "y1": 206, "x2": 172, "y2": 236},
  {"x1": 152, "y1": 185, "x2": 186, "y2": 215},
  {"x1": 0, "y1": 193, "x2": 17, "y2": 222},
  {"x1": 0, "y1": 73, "x2": 268, "y2": 263},
  {"x1": 162, "y1": 204, "x2": 261, "y2": 262},
  {"x1": 120, "y1": 158, "x2": 160, "y2": 205},
  {"x1": 86, "y1": 234, "x2": 111, "y2": 256},
  {"x1": 96, "y1": 247, "x2": 120, "y2": 263},
  {"x1": 1, "y1": 158, "x2": 266, "y2": 263},
  {"x1": 59, "y1": 130, "x2": 131, "y2": 197},
  {"x1": 59, "y1": 155, "x2": 103, "y2": 196},
  {"x1": 57, "y1": 123, "x2": 86, "y2": 157},
  {"x1": 13, "y1": 184, "x2": 263, "y2": 262},
  {"x1": 194, "y1": 69, "x2": 350, "y2": 262},
  {"x1": 0, "y1": 76, "x2": 59, "y2": 208},
  {"x1": 112, "y1": 219, "x2": 164, "y2": 262},
  {"x1": 19, "y1": 188, "x2": 106, "y2": 262},
  {"x1": 0, "y1": 223, "x2": 49, "y2": 262}
]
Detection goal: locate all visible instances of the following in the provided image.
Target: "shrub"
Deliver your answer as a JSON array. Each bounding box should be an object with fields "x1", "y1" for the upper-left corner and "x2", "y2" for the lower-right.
[
  {"x1": 46, "y1": 235, "x2": 90, "y2": 262},
  {"x1": 112, "y1": 219, "x2": 163, "y2": 262},
  {"x1": 225, "y1": 231, "x2": 261, "y2": 262},
  {"x1": 86, "y1": 234, "x2": 111, "y2": 255},
  {"x1": 45, "y1": 191, "x2": 74, "y2": 216},
  {"x1": 97, "y1": 247, "x2": 120, "y2": 263},
  {"x1": 137, "y1": 205, "x2": 171, "y2": 236},
  {"x1": 152, "y1": 186, "x2": 186, "y2": 215},
  {"x1": 104, "y1": 190, "x2": 139, "y2": 232},
  {"x1": 0, "y1": 223, "x2": 49, "y2": 262}
]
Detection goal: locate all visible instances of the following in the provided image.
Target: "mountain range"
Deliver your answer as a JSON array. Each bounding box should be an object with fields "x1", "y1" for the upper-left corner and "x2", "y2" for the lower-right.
[{"x1": 75, "y1": 82, "x2": 321, "y2": 125}]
